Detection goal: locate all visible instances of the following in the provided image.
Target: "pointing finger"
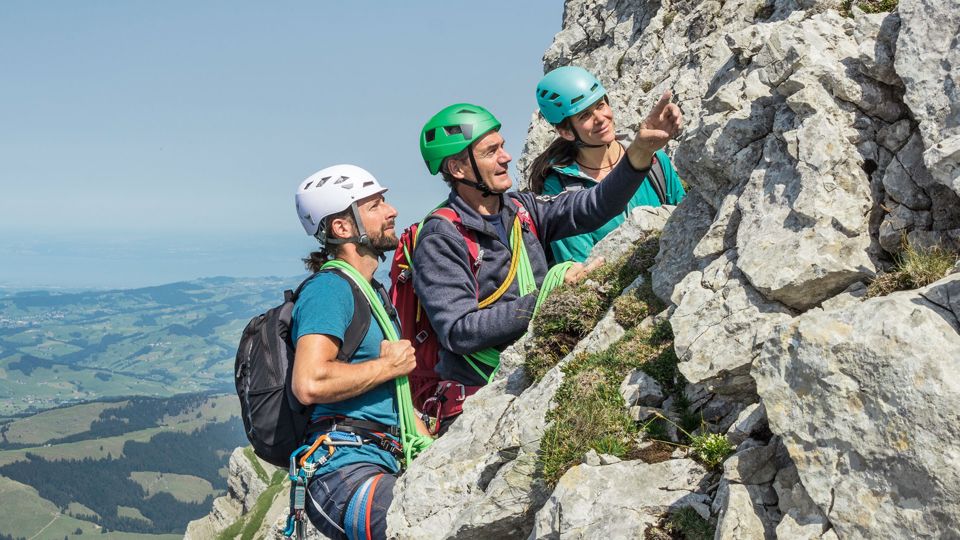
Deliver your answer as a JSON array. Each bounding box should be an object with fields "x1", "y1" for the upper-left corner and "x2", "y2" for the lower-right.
[{"x1": 649, "y1": 90, "x2": 673, "y2": 119}]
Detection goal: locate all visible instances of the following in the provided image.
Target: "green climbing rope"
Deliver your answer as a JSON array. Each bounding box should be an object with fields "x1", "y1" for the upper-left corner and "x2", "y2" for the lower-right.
[{"x1": 320, "y1": 259, "x2": 434, "y2": 466}]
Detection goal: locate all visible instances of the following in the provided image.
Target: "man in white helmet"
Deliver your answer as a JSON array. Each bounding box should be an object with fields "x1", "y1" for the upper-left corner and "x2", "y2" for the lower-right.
[{"x1": 290, "y1": 164, "x2": 424, "y2": 540}]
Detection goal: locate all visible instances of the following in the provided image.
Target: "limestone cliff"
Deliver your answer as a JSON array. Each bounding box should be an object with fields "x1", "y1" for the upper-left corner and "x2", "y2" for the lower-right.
[{"x1": 193, "y1": 0, "x2": 960, "y2": 538}]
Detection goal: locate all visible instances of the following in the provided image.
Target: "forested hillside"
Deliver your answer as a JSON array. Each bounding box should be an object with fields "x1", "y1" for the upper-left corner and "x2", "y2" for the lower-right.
[{"x1": 0, "y1": 393, "x2": 245, "y2": 537}]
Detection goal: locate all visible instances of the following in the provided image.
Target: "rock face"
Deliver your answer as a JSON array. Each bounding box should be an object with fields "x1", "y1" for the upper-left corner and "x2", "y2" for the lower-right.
[
  {"x1": 754, "y1": 275, "x2": 960, "y2": 539},
  {"x1": 194, "y1": 1, "x2": 960, "y2": 539},
  {"x1": 185, "y1": 448, "x2": 271, "y2": 539},
  {"x1": 895, "y1": 0, "x2": 960, "y2": 197},
  {"x1": 529, "y1": 459, "x2": 711, "y2": 539}
]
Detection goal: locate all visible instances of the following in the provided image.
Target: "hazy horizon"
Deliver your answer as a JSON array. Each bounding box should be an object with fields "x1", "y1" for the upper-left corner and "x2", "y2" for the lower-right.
[{"x1": 1, "y1": 2, "x2": 563, "y2": 290}]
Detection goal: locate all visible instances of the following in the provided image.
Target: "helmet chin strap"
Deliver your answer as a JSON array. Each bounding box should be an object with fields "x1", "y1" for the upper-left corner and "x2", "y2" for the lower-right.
[
  {"x1": 321, "y1": 202, "x2": 371, "y2": 247},
  {"x1": 451, "y1": 148, "x2": 500, "y2": 198}
]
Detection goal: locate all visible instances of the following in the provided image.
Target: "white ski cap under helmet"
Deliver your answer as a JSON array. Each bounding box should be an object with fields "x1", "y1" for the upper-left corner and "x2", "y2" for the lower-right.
[{"x1": 295, "y1": 164, "x2": 388, "y2": 237}]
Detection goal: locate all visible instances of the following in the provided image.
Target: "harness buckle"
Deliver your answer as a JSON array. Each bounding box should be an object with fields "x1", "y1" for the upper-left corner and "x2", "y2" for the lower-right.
[{"x1": 415, "y1": 330, "x2": 429, "y2": 343}]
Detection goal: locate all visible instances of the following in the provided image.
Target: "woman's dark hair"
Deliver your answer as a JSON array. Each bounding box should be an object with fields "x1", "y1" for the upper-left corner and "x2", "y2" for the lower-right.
[{"x1": 527, "y1": 117, "x2": 577, "y2": 195}]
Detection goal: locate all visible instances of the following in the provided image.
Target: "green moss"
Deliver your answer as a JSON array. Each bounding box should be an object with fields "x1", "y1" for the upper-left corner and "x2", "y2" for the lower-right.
[
  {"x1": 539, "y1": 319, "x2": 680, "y2": 486},
  {"x1": 841, "y1": 0, "x2": 898, "y2": 16},
  {"x1": 868, "y1": 241, "x2": 957, "y2": 297},
  {"x1": 540, "y1": 357, "x2": 638, "y2": 484},
  {"x1": 526, "y1": 236, "x2": 661, "y2": 381},
  {"x1": 243, "y1": 446, "x2": 269, "y2": 484},
  {"x1": 217, "y1": 464, "x2": 287, "y2": 540},
  {"x1": 667, "y1": 506, "x2": 716, "y2": 540}
]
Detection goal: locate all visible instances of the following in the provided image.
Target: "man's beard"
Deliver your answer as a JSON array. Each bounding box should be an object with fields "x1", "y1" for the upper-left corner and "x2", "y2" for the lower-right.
[{"x1": 361, "y1": 224, "x2": 399, "y2": 256}]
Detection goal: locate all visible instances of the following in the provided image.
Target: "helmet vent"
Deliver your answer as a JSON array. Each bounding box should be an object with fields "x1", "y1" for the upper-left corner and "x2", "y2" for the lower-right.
[
  {"x1": 590, "y1": 83, "x2": 599, "y2": 91},
  {"x1": 317, "y1": 176, "x2": 332, "y2": 187},
  {"x1": 570, "y1": 95, "x2": 584, "y2": 105},
  {"x1": 425, "y1": 128, "x2": 437, "y2": 143},
  {"x1": 304, "y1": 181, "x2": 314, "y2": 190},
  {"x1": 362, "y1": 181, "x2": 374, "y2": 187},
  {"x1": 548, "y1": 92, "x2": 560, "y2": 100},
  {"x1": 538, "y1": 89, "x2": 548, "y2": 97},
  {"x1": 334, "y1": 176, "x2": 349, "y2": 184},
  {"x1": 457, "y1": 109, "x2": 477, "y2": 114},
  {"x1": 443, "y1": 125, "x2": 463, "y2": 136}
]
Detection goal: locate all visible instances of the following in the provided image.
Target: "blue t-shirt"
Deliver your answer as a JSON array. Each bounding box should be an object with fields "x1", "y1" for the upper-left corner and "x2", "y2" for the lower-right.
[
  {"x1": 291, "y1": 271, "x2": 400, "y2": 474},
  {"x1": 481, "y1": 213, "x2": 510, "y2": 245}
]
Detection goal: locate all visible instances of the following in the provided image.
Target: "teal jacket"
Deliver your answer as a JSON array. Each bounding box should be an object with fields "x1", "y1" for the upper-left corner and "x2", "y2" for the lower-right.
[{"x1": 542, "y1": 149, "x2": 685, "y2": 263}]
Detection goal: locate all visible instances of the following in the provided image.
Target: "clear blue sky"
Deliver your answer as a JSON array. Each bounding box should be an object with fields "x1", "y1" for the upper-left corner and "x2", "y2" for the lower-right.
[{"x1": 0, "y1": 1, "x2": 562, "y2": 289}]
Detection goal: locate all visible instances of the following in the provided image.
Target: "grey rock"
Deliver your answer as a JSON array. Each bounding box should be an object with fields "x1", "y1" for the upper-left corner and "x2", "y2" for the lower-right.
[
  {"x1": 853, "y1": 9, "x2": 901, "y2": 87},
  {"x1": 723, "y1": 442, "x2": 779, "y2": 485},
  {"x1": 725, "y1": 403, "x2": 768, "y2": 446},
  {"x1": 185, "y1": 448, "x2": 319, "y2": 540},
  {"x1": 670, "y1": 251, "x2": 792, "y2": 395},
  {"x1": 895, "y1": 0, "x2": 960, "y2": 195},
  {"x1": 773, "y1": 464, "x2": 829, "y2": 530},
  {"x1": 630, "y1": 405, "x2": 661, "y2": 422},
  {"x1": 620, "y1": 369, "x2": 665, "y2": 407},
  {"x1": 713, "y1": 481, "x2": 780, "y2": 540},
  {"x1": 652, "y1": 190, "x2": 717, "y2": 303},
  {"x1": 876, "y1": 119, "x2": 912, "y2": 154},
  {"x1": 754, "y1": 275, "x2": 960, "y2": 539},
  {"x1": 819, "y1": 281, "x2": 868, "y2": 312},
  {"x1": 389, "y1": 284, "x2": 642, "y2": 538},
  {"x1": 528, "y1": 459, "x2": 710, "y2": 540},
  {"x1": 879, "y1": 201, "x2": 933, "y2": 253},
  {"x1": 776, "y1": 513, "x2": 828, "y2": 540}
]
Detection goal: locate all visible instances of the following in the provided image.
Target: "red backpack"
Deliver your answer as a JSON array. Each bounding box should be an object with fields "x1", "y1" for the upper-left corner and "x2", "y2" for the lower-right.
[{"x1": 388, "y1": 200, "x2": 538, "y2": 412}]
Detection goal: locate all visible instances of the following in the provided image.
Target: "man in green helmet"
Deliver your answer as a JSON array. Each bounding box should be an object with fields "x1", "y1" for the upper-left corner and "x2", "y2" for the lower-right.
[{"x1": 411, "y1": 95, "x2": 682, "y2": 416}]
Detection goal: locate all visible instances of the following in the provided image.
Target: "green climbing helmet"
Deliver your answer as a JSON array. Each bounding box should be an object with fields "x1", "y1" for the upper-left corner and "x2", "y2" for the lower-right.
[
  {"x1": 535, "y1": 66, "x2": 607, "y2": 125},
  {"x1": 419, "y1": 103, "x2": 502, "y2": 175}
]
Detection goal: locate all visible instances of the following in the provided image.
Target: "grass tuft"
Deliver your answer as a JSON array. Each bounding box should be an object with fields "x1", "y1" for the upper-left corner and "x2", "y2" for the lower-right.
[
  {"x1": 690, "y1": 432, "x2": 734, "y2": 470},
  {"x1": 644, "y1": 412, "x2": 734, "y2": 470},
  {"x1": 841, "y1": 0, "x2": 898, "y2": 16},
  {"x1": 667, "y1": 506, "x2": 716, "y2": 540},
  {"x1": 868, "y1": 241, "x2": 957, "y2": 297},
  {"x1": 526, "y1": 236, "x2": 660, "y2": 381},
  {"x1": 538, "y1": 321, "x2": 679, "y2": 486},
  {"x1": 217, "y1": 467, "x2": 287, "y2": 540},
  {"x1": 243, "y1": 446, "x2": 270, "y2": 484}
]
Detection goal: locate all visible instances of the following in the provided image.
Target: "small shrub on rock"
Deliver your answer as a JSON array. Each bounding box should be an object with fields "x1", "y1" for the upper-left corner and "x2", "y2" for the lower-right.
[
  {"x1": 868, "y1": 241, "x2": 957, "y2": 297},
  {"x1": 841, "y1": 0, "x2": 898, "y2": 17}
]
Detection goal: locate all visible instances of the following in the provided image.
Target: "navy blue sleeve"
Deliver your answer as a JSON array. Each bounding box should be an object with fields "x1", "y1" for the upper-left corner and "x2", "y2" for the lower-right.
[
  {"x1": 518, "y1": 159, "x2": 650, "y2": 243},
  {"x1": 412, "y1": 223, "x2": 538, "y2": 355}
]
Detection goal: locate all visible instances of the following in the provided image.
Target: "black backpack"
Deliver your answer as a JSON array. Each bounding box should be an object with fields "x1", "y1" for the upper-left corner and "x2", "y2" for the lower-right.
[{"x1": 234, "y1": 268, "x2": 371, "y2": 468}]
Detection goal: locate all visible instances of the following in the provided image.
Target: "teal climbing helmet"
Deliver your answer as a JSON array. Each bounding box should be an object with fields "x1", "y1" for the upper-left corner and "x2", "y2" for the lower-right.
[
  {"x1": 420, "y1": 103, "x2": 502, "y2": 175},
  {"x1": 535, "y1": 66, "x2": 607, "y2": 125}
]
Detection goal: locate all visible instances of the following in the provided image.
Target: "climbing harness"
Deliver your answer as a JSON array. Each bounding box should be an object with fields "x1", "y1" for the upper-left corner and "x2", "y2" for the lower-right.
[{"x1": 283, "y1": 431, "x2": 363, "y2": 539}]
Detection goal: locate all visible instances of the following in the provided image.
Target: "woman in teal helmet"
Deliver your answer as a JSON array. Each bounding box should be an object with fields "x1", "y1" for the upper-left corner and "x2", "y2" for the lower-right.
[{"x1": 528, "y1": 66, "x2": 686, "y2": 263}]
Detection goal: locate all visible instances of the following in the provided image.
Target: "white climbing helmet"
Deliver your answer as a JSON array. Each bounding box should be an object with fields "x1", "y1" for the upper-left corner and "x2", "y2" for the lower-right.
[{"x1": 295, "y1": 164, "x2": 388, "y2": 242}]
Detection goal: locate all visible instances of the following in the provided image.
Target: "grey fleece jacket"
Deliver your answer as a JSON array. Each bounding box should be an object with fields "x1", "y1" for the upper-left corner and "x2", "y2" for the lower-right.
[{"x1": 412, "y1": 159, "x2": 651, "y2": 386}]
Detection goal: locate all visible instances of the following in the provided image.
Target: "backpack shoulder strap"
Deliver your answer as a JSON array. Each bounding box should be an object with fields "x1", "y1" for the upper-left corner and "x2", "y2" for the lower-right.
[
  {"x1": 426, "y1": 207, "x2": 480, "y2": 271},
  {"x1": 647, "y1": 154, "x2": 668, "y2": 205},
  {"x1": 298, "y1": 268, "x2": 371, "y2": 362},
  {"x1": 510, "y1": 197, "x2": 540, "y2": 240}
]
